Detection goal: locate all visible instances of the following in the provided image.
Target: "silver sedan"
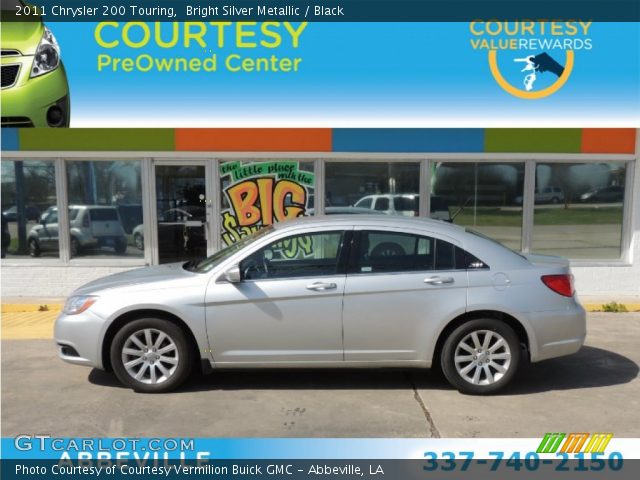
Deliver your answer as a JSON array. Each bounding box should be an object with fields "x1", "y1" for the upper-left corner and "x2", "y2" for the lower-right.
[{"x1": 54, "y1": 216, "x2": 586, "y2": 395}]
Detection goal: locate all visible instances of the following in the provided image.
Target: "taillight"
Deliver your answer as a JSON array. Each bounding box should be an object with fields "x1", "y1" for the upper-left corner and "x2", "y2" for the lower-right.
[
  {"x1": 82, "y1": 214, "x2": 90, "y2": 228},
  {"x1": 541, "y1": 274, "x2": 574, "y2": 297}
]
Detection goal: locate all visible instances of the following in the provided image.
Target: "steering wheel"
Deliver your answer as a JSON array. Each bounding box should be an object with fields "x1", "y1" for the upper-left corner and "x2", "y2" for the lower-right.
[{"x1": 242, "y1": 252, "x2": 270, "y2": 279}]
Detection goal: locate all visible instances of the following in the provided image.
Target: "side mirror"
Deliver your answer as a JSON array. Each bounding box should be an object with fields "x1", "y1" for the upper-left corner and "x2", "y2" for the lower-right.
[{"x1": 223, "y1": 264, "x2": 241, "y2": 283}]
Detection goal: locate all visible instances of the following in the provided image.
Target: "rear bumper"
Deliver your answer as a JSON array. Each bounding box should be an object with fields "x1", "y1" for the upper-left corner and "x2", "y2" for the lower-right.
[{"x1": 526, "y1": 302, "x2": 587, "y2": 362}]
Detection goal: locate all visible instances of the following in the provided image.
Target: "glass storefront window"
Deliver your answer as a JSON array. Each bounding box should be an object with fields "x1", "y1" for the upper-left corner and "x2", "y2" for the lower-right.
[
  {"x1": 532, "y1": 162, "x2": 627, "y2": 259},
  {"x1": 66, "y1": 160, "x2": 143, "y2": 259},
  {"x1": 155, "y1": 165, "x2": 207, "y2": 264},
  {"x1": 431, "y1": 162, "x2": 525, "y2": 251},
  {"x1": 325, "y1": 162, "x2": 420, "y2": 216},
  {"x1": 219, "y1": 160, "x2": 315, "y2": 246},
  {"x1": 1, "y1": 160, "x2": 58, "y2": 259}
]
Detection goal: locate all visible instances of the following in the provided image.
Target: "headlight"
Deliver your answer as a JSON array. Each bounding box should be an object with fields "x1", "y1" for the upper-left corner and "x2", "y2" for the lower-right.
[
  {"x1": 63, "y1": 296, "x2": 97, "y2": 315},
  {"x1": 31, "y1": 27, "x2": 60, "y2": 78}
]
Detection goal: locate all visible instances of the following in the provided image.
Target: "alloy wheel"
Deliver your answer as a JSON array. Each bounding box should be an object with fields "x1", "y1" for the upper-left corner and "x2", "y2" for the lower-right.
[
  {"x1": 454, "y1": 329, "x2": 511, "y2": 386},
  {"x1": 121, "y1": 328, "x2": 179, "y2": 385}
]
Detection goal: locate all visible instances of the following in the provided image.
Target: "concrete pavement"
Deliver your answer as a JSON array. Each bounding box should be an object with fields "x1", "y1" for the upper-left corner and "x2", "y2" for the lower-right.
[{"x1": 1, "y1": 313, "x2": 638, "y2": 438}]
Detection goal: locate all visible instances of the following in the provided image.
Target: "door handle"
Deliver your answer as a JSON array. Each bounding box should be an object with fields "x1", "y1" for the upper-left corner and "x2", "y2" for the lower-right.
[
  {"x1": 306, "y1": 282, "x2": 337, "y2": 291},
  {"x1": 424, "y1": 276, "x2": 455, "y2": 285}
]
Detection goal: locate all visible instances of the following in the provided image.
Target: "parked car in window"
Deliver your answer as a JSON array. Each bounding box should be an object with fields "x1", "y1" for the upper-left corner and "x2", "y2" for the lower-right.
[
  {"x1": 28, "y1": 205, "x2": 128, "y2": 257},
  {"x1": 2, "y1": 205, "x2": 41, "y2": 222},
  {"x1": 579, "y1": 185, "x2": 624, "y2": 203},
  {"x1": 132, "y1": 206, "x2": 207, "y2": 252},
  {"x1": 55, "y1": 216, "x2": 585, "y2": 395},
  {"x1": 515, "y1": 186, "x2": 565, "y2": 205},
  {"x1": 354, "y1": 193, "x2": 419, "y2": 216},
  {"x1": 353, "y1": 194, "x2": 452, "y2": 221}
]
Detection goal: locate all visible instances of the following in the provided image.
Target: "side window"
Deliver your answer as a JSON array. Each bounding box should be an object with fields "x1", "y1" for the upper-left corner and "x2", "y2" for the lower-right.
[
  {"x1": 374, "y1": 197, "x2": 389, "y2": 211},
  {"x1": 356, "y1": 197, "x2": 373, "y2": 209},
  {"x1": 240, "y1": 231, "x2": 345, "y2": 280},
  {"x1": 353, "y1": 231, "x2": 489, "y2": 273},
  {"x1": 354, "y1": 231, "x2": 434, "y2": 273},
  {"x1": 45, "y1": 211, "x2": 58, "y2": 224}
]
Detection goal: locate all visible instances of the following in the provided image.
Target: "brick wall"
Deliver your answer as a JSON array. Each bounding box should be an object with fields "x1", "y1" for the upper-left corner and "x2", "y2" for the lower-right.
[{"x1": 1, "y1": 265, "x2": 139, "y2": 298}]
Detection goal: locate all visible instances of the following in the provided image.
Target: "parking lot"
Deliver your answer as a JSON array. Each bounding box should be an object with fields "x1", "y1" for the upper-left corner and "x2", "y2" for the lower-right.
[{"x1": 1, "y1": 313, "x2": 639, "y2": 438}]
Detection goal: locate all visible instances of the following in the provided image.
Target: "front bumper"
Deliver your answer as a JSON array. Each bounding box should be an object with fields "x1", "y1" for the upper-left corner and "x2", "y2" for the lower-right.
[
  {"x1": 1, "y1": 56, "x2": 70, "y2": 127},
  {"x1": 54, "y1": 310, "x2": 106, "y2": 369},
  {"x1": 526, "y1": 301, "x2": 587, "y2": 362}
]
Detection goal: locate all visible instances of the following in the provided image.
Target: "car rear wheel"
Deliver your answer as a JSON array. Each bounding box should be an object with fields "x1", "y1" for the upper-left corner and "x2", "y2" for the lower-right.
[
  {"x1": 29, "y1": 238, "x2": 41, "y2": 257},
  {"x1": 440, "y1": 319, "x2": 521, "y2": 395},
  {"x1": 115, "y1": 238, "x2": 128, "y2": 254},
  {"x1": 110, "y1": 318, "x2": 192, "y2": 393}
]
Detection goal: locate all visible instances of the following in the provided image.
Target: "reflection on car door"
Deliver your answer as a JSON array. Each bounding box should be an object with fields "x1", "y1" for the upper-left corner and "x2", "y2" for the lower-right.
[
  {"x1": 342, "y1": 229, "x2": 468, "y2": 363},
  {"x1": 205, "y1": 229, "x2": 351, "y2": 364}
]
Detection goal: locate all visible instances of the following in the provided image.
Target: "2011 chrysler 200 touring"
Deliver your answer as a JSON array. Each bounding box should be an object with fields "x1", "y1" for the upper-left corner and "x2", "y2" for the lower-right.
[{"x1": 55, "y1": 216, "x2": 586, "y2": 395}]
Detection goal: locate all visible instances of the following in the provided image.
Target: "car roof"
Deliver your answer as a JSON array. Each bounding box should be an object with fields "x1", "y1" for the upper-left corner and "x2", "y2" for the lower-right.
[{"x1": 273, "y1": 214, "x2": 465, "y2": 234}]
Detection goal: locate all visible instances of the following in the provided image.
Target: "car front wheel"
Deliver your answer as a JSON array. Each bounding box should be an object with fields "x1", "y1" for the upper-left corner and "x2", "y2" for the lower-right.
[
  {"x1": 29, "y1": 238, "x2": 41, "y2": 257},
  {"x1": 110, "y1": 318, "x2": 193, "y2": 393},
  {"x1": 440, "y1": 319, "x2": 521, "y2": 395}
]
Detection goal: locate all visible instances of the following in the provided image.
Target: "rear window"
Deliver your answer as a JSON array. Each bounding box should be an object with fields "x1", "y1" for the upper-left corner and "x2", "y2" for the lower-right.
[
  {"x1": 89, "y1": 208, "x2": 118, "y2": 221},
  {"x1": 394, "y1": 196, "x2": 418, "y2": 211}
]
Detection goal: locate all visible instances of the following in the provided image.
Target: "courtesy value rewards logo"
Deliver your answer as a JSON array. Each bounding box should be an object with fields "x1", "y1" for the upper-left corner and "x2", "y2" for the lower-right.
[
  {"x1": 536, "y1": 433, "x2": 613, "y2": 454},
  {"x1": 469, "y1": 21, "x2": 593, "y2": 99}
]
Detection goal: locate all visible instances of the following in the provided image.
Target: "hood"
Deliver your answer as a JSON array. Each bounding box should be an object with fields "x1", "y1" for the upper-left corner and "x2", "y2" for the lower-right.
[
  {"x1": 523, "y1": 253, "x2": 570, "y2": 268},
  {"x1": 0, "y1": 18, "x2": 44, "y2": 55},
  {"x1": 73, "y1": 263, "x2": 198, "y2": 295}
]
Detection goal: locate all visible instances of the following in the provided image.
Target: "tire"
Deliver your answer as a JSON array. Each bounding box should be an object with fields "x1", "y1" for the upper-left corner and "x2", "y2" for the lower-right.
[
  {"x1": 29, "y1": 238, "x2": 41, "y2": 257},
  {"x1": 115, "y1": 238, "x2": 128, "y2": 254},
  {"x1": 440, "y1": 318, "x2": 521, "y2": 395},
  {"x1": 110, "y1": 318, "x2": 193, "y2": 393},
  {"x1": 551, "y1": 197, "x2": 560, "y2": 204},
  {"x1": 70, "y1": 237, "x2": 80, "y2": 257}
]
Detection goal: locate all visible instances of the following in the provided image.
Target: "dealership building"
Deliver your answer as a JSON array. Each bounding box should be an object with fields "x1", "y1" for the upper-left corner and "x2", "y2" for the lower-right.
[{"x1": 1, "y1": 128, "x2": 638, "y2": 300}]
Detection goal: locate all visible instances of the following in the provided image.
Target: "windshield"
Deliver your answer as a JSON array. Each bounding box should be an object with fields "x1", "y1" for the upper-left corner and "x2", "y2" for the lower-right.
[{"x1": 193, "y1": 226, "x2": 274, "y2": 273}]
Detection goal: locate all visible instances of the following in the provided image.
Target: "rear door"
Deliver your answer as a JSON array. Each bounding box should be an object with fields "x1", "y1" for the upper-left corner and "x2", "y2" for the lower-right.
[{"x1": 342, "y1": 228, "x2": 468, "y2": 362}]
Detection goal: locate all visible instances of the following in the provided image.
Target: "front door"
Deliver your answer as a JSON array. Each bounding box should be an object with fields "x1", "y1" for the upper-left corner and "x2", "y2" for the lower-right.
[
  {"x1": 154, "y1": 164, "x2": 210, "y2": 264},
  {"x1": 205, "y1": 229, "x2": 350, "y2": 364}
]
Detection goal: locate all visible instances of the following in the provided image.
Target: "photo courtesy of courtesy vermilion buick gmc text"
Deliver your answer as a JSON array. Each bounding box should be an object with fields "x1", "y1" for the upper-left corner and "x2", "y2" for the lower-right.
[{"x1": 54, "y1": 216, "x2": 586, "y2": 395}]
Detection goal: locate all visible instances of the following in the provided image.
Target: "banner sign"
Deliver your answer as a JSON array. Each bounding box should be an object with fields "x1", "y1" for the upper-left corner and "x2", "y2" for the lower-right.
[
  {"x1": 220, "y1": 161, "x2": 314, "y2": 245},
  {"x1": 1, "y1": 19, "x2": 637, "y2": 127}
]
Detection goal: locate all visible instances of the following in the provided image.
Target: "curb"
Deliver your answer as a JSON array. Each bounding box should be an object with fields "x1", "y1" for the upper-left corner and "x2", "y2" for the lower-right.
[{"x1": 2, "y1": 304, "x2": 62, "y2": 314}]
